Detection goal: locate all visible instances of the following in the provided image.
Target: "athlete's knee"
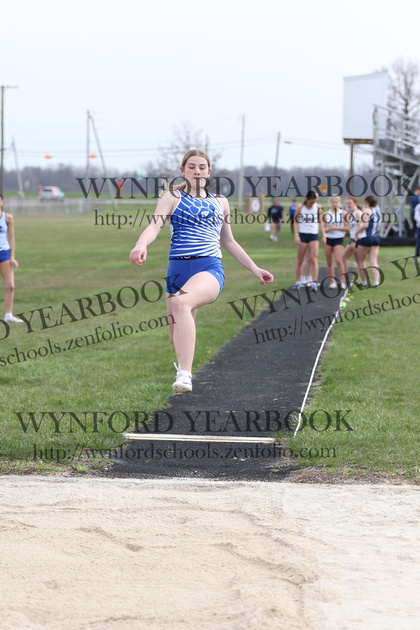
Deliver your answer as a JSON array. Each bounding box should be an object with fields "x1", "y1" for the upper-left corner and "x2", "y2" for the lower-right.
[
  {"x1": 169, "y1": 292, "x2": 191, "y2": 315},
  {"x1": 5, "y1": 282, "x2": 14, "y2": 293}
]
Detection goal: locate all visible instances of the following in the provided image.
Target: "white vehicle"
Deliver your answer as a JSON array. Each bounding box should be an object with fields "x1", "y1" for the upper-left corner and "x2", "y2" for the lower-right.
[{"x1": 39, "y1": 186, "x2": 65, "y2": 201}]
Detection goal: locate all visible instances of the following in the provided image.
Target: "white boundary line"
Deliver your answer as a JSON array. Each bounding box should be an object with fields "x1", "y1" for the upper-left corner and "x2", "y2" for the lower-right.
[
  {"x1": 123, "y1": 433, "x2": 276, "y2": 444},
  {"x1": 293, "y1": 287, "x2": 350, "y2": 437}
]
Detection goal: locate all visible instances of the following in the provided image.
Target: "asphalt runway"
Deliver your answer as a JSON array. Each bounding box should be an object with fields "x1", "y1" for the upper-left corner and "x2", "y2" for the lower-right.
[{"x1": 105, "y1": 270, "x2": 346, "y2": 481}]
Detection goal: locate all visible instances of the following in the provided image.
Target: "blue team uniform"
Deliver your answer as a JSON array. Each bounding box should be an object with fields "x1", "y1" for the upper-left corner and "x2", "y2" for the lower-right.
[
  {"x1": 166, "y1": 190, "x2": 225, "y2": 294},
  {"x1": 357, "y1": 206, "x2": 380, "y2": 247},
  {"x1": 0, "y1": 211, "x2": 11, "y2": 263}
]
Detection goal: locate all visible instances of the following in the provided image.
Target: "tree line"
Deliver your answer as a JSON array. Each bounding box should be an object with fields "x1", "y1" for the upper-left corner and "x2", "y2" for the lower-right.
[{"x1": 4, "y1": 162, "x2": 380, "y2": 197}]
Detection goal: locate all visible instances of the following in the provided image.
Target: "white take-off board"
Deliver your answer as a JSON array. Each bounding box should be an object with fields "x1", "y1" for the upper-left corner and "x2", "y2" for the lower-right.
[{"x1": 343, "y1": 71, "x2": 388, "y2": 143}]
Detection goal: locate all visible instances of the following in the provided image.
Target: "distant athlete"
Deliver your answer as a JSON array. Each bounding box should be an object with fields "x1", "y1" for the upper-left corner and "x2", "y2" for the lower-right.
[
  {"x1": 323, "y1": 196, "x2": 348, "y2": 289},
  {"x1": 266, "y1": 199, "x2": 284, "y2": 241},
  {"x1": 293, "y1": 190, "x2": 326, "y2": 292},
  {"x1": 0, "y1": 195, "x2": 23, "y2": 323},
  {"x1": 355, "y1": 195, "x2": 381, "y2": 287},
  {"x1": 342, "y1": 197, "x2": 364, "y2": 283},
  {"x1": 130, "y1": 150, "x2": 273, "y2": 393},
  {"x1": 288, "y1": 199, "x2": 298, "y2": 234}
]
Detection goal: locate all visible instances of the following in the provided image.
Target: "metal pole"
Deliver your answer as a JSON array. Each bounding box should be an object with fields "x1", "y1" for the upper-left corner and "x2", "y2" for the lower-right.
[
  {"x1": 85, "y1": 111, "x2": 91, "y2": 209},
  {"x1": 90, "y1": 113, "x2": 117, "y2": 210},
  {"x1": 86, "y1": 110, "x2": 90, "y2": 186},
  {"x1": 11, "y1": 137, "x2": 24, "y2": 197},
  {"x1": 238, "y1": 114, "x2": 245, "y2": 210},
  {"x1": 348, "y1": 141, "x2": 354, "y2": 195},
  {"x1": 273, "y1": 131, "x2": 281, "y2": 183},
  {"x1": 0, "y1": 85, "x2": 18, "y2": 196}
]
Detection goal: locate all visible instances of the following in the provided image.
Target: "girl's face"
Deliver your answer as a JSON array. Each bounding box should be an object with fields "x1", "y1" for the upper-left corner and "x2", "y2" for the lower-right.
[
  {"x1": 346, "y1": 199, "x2": 356, "y2": 212},
  {"x1": 180, "y1": 156, "x2": 210, "y2": 186},
  {"x1": 330, "y1": 197, "x2": 340, "y2": 209},
  {"x1": 306, "y1": 196, "x2": 318, "y2": 207}
]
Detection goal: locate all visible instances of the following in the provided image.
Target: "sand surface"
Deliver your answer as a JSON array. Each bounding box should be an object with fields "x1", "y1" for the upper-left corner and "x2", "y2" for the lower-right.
[{"x1": 1, "y1": 476, "x2": 419, "y2": 630}]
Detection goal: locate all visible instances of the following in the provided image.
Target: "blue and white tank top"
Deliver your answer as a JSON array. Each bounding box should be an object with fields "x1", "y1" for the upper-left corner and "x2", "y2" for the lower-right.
[
  {"x1": 169, "y1": 190, "x2": 224, "y2": 259},
  {"x1": 299, "y1": 203, "x2": 319, "y2": 234},
  {"x1": 324, "y1": 208, "x2": 345, "y2": 239},
  {"x1": 0, "y1": 211, "x2": 9, "y2": 251},
  {"x1": 366, "y1": 206, "x2": 380, "y2": 237}
]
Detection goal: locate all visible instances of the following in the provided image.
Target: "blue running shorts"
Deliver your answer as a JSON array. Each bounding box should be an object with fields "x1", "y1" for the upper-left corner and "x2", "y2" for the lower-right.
[
  {"x1": 299, "y1": 232, "x2": 318, "y2": 243},
  {"x1": 0, "y1": 249, "x2": 10, "y2": 263},
  {"x1": 326, "y1": 237, "x2": 344, "y2": 247},
  {"x1": 166, "y1": 256, "x2": 225, "y2": 294},
  {"x1": 357, "y1": 236, "x2": 380, "y2": 247}
]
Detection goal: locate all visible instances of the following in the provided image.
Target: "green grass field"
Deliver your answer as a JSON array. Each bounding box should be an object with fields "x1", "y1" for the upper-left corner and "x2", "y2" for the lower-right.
[
  {"x1": 285, "y1": 255, "x2": 420, "y2": 481},
  {"x1": 0, "y1": 206, "x2": 418, "y2": 480}
]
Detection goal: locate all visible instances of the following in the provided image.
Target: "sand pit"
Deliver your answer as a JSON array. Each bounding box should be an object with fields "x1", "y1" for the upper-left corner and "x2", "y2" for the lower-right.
[{"x1": 0, "y1": 476, "x2": 419, "y2": 629}]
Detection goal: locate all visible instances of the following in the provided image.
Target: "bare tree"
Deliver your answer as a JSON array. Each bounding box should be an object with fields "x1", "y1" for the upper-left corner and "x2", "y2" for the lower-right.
[
  {"x1": 379, "y1": 58, "x2": 420, "y2": 160},
  {"x1": 385, "y1": 58, "x2": 420, "y2": 118},
  {"x1": 154, "y1": 121, "x2": 222, "y2": 177}
]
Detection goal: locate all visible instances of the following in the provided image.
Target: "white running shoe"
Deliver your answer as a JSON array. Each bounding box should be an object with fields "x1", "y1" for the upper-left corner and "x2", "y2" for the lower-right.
[
  {"x1": 5, "y1": 314, "x2": 24, "y2": 323},
  {"x1": 310, "y1": 282, "x2": 318, "y2": 292},
  {"x1": 328, "y1": 282, "x2": 338, "y2": 289},
  {"x1": 292, "y1": 282, "x2": 301, "y2": 290},
  {"x1": 172, "y1": 362, "x2": 192, "y2": 393},
  {"x1": 340, "y1": 283, "x2": 347, "y2": 290}
]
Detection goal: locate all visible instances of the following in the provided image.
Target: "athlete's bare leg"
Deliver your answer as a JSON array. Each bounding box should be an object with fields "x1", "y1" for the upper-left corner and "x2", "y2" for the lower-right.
[
  {"x1": 295, "y1": 242, "x2": 308, "y2": 282},
  {"x1": 166, "y1": 271, "x2": 220, "y2": 373},
  {"x1": 0, "y1": 261, "x2": 15, "y2": 314},
  {"x1": 308, "y1": 240, "x2": 319, "y2": 282}
]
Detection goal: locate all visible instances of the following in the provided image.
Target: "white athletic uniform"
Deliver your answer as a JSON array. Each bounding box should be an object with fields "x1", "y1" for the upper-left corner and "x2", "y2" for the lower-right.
[
  {"x1": 324, "y1": 208, "x2": 345, "y2": 239},
  {"x1": 298, "y1": 204, "x2": 319, "y2": 234},
  {"x1": 0, "y1": 211, "x2": 9, "y2": 251},
  {"x1": 350, "y1": 211, "x2": 366, "y2": 240}
]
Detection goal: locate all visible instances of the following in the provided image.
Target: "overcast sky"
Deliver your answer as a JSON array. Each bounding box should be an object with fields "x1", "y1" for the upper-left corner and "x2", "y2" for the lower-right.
[{"x1": 1, "y1": 0, "x2": 418, "y2": 176}]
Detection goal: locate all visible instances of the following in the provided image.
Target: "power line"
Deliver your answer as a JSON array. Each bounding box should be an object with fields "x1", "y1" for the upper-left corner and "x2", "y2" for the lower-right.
[
  {"x1": 9, "y1": 133, "x2": 349, "y2": 157},
  {"x1": 4, "y1": 133, "x2": 353, "y2": 170}
]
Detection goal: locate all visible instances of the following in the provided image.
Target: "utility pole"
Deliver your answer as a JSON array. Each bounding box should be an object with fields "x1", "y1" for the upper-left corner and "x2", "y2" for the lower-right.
[
  {"x1": 0, "y1": 85, "x2": 18, "y2": 195},
  {"x1": 86, "y1": 110, "x2": 90, "y2": 188},
  {"x1": 349, "y1": 140, "x2": 354, "y2": 177},
  {"x1": 11, "y1": 137, "x2": 24, "y2": 197},
  {"x1": 89, "y1": 113, "x2": 118, "y2": 210},
  {"x1": 348, "y1": 141, "x2": 354, "y2": 195},
  {"x1": 238, "y1": 114, "x2": 245, "y2": 210},
  {"x1": 273, "y1": 131, "x2": 281, "y2": 185}
]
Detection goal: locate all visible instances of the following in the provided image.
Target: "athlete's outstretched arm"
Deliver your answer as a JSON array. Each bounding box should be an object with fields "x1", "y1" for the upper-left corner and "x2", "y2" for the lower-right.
[
  {"x1": 129, "y1": 191, "x2": 175, "y2": 265},
  {"x1": 219, "y1": 197, "x2": 273, "y2": 285}
]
